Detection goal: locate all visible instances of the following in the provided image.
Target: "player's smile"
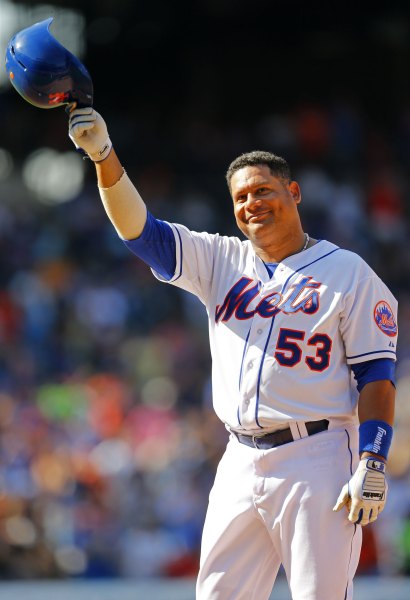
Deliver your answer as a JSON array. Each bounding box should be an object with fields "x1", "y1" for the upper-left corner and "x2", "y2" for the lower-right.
[{"x1": 248, "y1": 210, "x2": 271, "y2": 222}]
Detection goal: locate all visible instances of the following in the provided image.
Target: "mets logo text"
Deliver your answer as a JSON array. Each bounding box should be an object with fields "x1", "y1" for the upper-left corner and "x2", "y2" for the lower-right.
[
  {"x1": 215, "y1": 276, "x2": 320, "y2": 323},
  {"x1": 374, "y1": 301, "x2": 397, "y2": 337}
]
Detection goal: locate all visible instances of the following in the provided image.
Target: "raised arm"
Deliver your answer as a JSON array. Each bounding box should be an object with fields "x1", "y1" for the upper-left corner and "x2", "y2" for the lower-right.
[{"x1": 68, "y1": 107, "x2": 147, "y2": 240}]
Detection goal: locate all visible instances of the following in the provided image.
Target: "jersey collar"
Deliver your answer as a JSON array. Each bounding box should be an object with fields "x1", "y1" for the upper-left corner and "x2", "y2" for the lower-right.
[{"x1": 252, "y1": 239, "x2": 337, "y2": 285}]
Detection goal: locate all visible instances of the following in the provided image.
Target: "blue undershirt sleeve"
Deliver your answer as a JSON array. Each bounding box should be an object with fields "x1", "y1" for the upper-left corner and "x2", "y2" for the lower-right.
[
  {"x1": 122, "y1": 211, "x2": 176, "y2": 281},
  {"x1": 351, "y1": 358, "x2": 396, "y2": 393}
]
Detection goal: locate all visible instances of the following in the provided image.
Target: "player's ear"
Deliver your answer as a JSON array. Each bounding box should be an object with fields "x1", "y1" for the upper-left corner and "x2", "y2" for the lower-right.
[{"x1": 289, "y1": 181, "x2": 301, "y2": 205}]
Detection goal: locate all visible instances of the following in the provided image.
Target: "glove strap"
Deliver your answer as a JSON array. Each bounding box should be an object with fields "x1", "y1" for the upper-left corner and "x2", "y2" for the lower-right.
[
  {"x1": 89, "y1": 138, "x2": 112, "y2": 163},
  {"x1": 359, "y1": 419, "x2": 393, "y2": 460}
]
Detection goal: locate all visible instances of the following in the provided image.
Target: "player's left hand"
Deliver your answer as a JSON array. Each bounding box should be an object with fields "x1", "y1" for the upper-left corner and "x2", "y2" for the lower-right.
[{"x1": 333, "y1": 457, "x2": 387, "y2": 526}]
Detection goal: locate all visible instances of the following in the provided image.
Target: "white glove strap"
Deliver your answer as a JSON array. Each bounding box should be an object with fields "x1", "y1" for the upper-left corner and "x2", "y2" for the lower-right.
[
  {"x1": 359, "y1": 457, "x2": 386, "y2": 501},
  {"x1": 89, "y1": 137, "x2": 112, "y2": 162}
]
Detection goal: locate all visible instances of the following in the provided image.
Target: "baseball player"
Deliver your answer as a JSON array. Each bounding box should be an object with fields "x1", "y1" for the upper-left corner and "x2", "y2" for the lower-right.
[{"x1": 68, "y1": 108, "x2": 397, "y2": 600}]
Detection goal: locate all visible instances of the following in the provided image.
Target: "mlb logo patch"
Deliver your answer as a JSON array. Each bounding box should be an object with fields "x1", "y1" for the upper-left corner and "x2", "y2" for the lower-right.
[{"x1": 374, "y1": 301, "x2": 397, "y2": 337}]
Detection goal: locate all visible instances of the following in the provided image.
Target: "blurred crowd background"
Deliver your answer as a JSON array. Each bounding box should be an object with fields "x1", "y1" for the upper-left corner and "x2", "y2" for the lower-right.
[{"x1": 0, "y1": 0, "x2": 409, "y2": 583}]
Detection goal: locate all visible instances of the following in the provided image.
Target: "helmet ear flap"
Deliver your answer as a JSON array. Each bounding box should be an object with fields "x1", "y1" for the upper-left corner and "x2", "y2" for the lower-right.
[{"x1": 5, "y1": 17, "x2": 93, "y2": 109}]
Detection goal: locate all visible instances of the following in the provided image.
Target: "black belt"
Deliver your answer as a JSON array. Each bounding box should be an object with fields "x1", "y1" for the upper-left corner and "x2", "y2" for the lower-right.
[{"x1": 233, "y1": 419, "x2": 329, "y2": 450}]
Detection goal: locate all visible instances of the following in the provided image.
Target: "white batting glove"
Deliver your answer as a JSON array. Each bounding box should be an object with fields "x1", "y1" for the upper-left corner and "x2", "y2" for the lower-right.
[
  {"x1": 333, "y1": 457, "x2": 387, "y2": 526},
  {"x1": 68, "y1": 107, "x2": 112, "y2": 162}
]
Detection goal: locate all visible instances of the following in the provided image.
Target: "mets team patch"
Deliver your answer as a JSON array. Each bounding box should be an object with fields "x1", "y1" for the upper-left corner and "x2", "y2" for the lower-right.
[{"x1": 374, "y1": 301, "x2": 397, "y2": 337}]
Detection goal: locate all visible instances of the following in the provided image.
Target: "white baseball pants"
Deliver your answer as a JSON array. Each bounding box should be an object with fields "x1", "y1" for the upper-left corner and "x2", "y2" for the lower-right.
[{"x1": 196, "y1": 424, "x2": 362, "y2": 600}]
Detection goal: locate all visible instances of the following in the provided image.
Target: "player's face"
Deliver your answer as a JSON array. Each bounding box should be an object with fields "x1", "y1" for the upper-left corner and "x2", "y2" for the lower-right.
[{"x1": 231, "y1": 165, "x2": 302, "y2": 244}]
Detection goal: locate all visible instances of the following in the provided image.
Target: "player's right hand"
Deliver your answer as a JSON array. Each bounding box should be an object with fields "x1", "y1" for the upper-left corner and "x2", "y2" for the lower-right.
[
  {"x1": 333, "y1": 457, "x2": 387, "y2": 526},
  {"x1": 68, "y1": 107, "x2": 112, "y2": 162}
]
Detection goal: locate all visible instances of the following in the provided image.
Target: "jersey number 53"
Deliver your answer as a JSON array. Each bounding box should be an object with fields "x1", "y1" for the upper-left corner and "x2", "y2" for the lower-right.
[{"x1": 274, "y1": 328, "x2": 332, "y2": 371}]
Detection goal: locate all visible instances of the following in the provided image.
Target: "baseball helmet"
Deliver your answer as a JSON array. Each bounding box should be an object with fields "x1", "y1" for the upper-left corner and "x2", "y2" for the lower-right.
[{"x1": 5, "y1": 17, "x2": 93, "y2": 109}]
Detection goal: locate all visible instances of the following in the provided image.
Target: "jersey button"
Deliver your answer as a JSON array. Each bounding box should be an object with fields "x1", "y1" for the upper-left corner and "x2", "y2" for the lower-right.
[
  {"x1": 257, "y1": 329, "x2": 263, "y2": 334},
  {"x1": 248, "y1": 361, "x2": 253, "y2": 369}
]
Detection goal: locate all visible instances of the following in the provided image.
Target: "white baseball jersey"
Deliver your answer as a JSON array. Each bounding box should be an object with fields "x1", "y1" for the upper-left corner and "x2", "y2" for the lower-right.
[{"x1": 153, "y1": 225, "x2": 398, "y2": 434}]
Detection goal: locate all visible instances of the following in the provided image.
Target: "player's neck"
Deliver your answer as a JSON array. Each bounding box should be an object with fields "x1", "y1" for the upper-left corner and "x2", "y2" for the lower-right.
[{"x1": 253, "y1": 232, "x2": 313, "y2": 263}]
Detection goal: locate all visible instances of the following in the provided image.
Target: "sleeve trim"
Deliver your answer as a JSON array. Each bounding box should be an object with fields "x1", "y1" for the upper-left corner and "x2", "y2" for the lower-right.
[{"x1": 347, "y1": 349, "x2": 396, "y2": 364}]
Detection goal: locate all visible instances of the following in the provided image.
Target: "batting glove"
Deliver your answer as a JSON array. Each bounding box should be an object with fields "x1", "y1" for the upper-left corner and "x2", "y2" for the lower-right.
[
  {"x1": 333, "y1": 457, "x2": 387, "y2": 526},
  {"x1": 68, "y1": 107, "x2": 112, "y2": 162}
]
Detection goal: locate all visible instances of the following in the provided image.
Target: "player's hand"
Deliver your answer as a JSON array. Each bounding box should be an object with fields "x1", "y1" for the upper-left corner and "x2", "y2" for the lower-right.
[
  {"x1": 333, "y1": 457, "x2": 387, "y2": 526},
  {"x1": 68, "y1": 107, "x2": 112, "y2": 162}
]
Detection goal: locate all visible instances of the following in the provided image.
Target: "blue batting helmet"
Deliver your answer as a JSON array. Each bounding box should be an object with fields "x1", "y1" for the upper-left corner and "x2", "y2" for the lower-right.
[{"x1": 5, "y1": 17, "x2": 93, "y2": 109}]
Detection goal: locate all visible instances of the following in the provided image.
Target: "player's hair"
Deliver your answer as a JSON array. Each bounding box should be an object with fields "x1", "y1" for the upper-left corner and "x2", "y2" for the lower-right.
[{"x1": 226, "y1": 151, "x2": 291, "y2": 192}]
